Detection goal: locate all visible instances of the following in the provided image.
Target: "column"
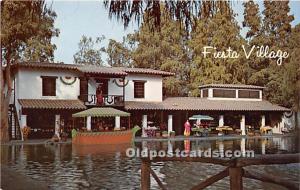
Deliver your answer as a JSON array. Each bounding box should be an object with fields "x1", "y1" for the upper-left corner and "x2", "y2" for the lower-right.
[
  {"x1": 240, "y1": 115, "x2": 246, "y2": 135},
  {"x1": 261, "y1": 115, "x2": 266, "y2": 127},
  {"x1": 115, "y1": 116, "x2": 121, "y2": 130},
  {"x1": 168, "y1": 115, "x2": 173, "y2": 134},
  {"x1": 219, "y1": 115, "x2": 224, "y2": 127},
  {"x1": 86, "y1": 116, "x2": 92, "y2": 131},
  {"x1": 55, "y1": 115, "x2": 61, "y2": 139},
  {"x1": 142, "y1": 115, "x2": 147, "y2": 137},
  {"x1": 20, "y1": 115, "x2": 27, "y2": 141}
]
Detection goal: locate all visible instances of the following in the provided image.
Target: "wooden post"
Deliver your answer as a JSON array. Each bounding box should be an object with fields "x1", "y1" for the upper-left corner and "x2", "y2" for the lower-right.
[
  {"x1": 229, "y1": 167, "x2": 243, "y2": 190},
  {"x1": 141, "y1": 160, "x2": 151, "y2": 190}
]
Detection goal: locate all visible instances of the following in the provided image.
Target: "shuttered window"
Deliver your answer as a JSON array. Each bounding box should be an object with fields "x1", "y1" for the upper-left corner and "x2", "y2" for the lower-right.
[
  {"x1": 213, "y1": 89, "x2": 236, "y2": 98},
  {"x1": 79, "y1": 78, "x2": 88, "y2": 101},
  {"x1": 238, "y1": 90, "x2": 260, "y2": 99},
  {"x1": 134, "y1": 80, "x2": 146, "y2": 98},
  {"x1": 202, "y1": 89, "x2": 208, "y2": 97},
  {"x1": 41, "y1": 76, "x2": 57, "y2": 96}
]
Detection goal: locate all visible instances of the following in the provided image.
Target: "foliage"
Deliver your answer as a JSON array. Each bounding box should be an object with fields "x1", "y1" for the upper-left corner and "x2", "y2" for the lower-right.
[
  {"x1": 106, "y1": 38, "x2": 132, "y2": 67},
  {"x1": 73, "y1": 35, "x2": 106, "y2": 65},
  {"x1": 128, "y1": 10, "x2": 190, "y2": 96},
  {"x1": 104, "y1": 1, "x2": 233, "y2": 31},
  {"x1": 189, "y1": 6, "x2": 248, "y2": 96},
  {"x1": 1, "y1": 0, "x2": 58, "y2": 142}
]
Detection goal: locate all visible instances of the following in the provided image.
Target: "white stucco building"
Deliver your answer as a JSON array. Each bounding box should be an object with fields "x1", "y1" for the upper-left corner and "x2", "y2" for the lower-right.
[{"x1": 9, "y1": 62, "x2": 290, "y2": 140}]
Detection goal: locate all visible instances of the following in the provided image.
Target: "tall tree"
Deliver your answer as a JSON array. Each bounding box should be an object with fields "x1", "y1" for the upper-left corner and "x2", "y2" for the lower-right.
[
  {"x1": 129, "y1": 9, "x2": 190, "y2": 96},
  {"x1": 104, "y1": 1, "x2": 232, "y2": 31},
  {"x1": 244, "y1": 0, "x2": 294, "y2": 105},
  {"x1": 189, "y1": 3, "x2": 247, "y2": 96},
  {"x1": 282, "y1": 24, "x2": 300, "y2": 111},
  {"x1": 73, "y1": 35, "x2": 106, "y2": 66},
  {"x1": 1, "y1": 0, "x2": 58, "y2": 142}
]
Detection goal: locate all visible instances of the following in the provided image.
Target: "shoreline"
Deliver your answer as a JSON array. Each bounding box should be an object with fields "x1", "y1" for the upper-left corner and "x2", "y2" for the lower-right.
[{"x1": 1, "y1": 133, "x2": 296, "y2": 146}]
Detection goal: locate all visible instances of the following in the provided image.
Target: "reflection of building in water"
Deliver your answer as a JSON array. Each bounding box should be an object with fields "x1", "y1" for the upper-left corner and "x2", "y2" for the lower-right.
[{"x1": 240, "y1": 138, "x2": 246, "y2": 157}]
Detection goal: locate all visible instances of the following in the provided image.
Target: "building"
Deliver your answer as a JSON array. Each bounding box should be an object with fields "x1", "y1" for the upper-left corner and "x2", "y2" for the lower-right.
[{"x1": 9, "y1": 62, "x2": 290, "y2": 140}]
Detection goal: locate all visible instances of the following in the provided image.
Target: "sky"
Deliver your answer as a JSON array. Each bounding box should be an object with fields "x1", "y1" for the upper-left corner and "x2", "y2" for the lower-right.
[{"x1": 50, "y1": 1, "x2": 300, "y2": 63}]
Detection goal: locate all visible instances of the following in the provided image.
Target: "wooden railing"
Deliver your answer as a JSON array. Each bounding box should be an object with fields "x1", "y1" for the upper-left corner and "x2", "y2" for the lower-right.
[
  {"x1": 141, "y1": 153, "x2": 300, "y2": 190},
  {"x1": 79, "y1": 94, "x2": 124, "y2": 106}
]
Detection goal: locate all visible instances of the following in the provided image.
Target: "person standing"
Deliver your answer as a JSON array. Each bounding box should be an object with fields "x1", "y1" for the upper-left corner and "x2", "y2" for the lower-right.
[{"x1": 184, "y1": 120, "x2": 191, "y2": 136}]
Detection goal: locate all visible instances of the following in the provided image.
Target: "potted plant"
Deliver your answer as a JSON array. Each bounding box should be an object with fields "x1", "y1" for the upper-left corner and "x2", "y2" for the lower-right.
[
  {"x1": 169, "y1": 131, "x2": 175, "y2": 138},
  {"x1": 61, "y1": 132, "x2": 68, "y2": 142},
  {"x1": 162, "y1": 131, "x2": 168, "y2": 138},
  {"x1": 22, "y1": 126, "x2": 31, "y2": 140},
  {"x1": 156, "y1": 131, "x2": 161, "y2": 137}
]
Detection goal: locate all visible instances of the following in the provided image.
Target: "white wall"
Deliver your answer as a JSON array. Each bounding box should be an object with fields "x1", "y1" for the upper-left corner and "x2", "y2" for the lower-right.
[
  {"x1": 87, "y1": 74, "x2": 163, "y2": 102},
  {"x1": 15, "y1": 68, "x2": 80, "y2": 100},
  {"x1": 125, "y1": 74, "x2": 163, "y2": 102}
]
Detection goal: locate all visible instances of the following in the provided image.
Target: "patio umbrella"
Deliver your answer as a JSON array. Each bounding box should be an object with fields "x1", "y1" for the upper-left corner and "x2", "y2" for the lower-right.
[{"x1": 189, "y1": 115, "x2": 214, "y2": 121}]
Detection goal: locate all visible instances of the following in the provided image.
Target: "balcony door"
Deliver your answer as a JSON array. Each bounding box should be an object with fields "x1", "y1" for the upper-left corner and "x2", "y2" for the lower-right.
[{"x1": 95, "y1": 78, "x2": 108, "y2": 96}]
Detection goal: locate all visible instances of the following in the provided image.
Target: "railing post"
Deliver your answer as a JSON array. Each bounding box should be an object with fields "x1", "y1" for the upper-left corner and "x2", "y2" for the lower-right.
[
  {"x1": 229, "y1": 167, "x2": 243, "y2": 190},
  {"x1": 141, "y1": 160, "x2": 151, "y2": 190}
]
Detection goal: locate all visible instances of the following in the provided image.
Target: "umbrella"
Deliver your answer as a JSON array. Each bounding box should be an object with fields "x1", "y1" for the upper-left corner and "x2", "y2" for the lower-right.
[{"x1": 189, "y1": 115, "x2": 214, "y2": 121}]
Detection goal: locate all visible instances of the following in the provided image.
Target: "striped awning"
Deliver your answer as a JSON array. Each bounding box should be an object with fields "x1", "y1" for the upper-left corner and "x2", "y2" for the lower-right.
[
  {"x1": 72, "y1": 107, "x2": 130, "y2": 118},
  {"x1": 19, "y1": 99, "x2": 86, "y2": 110}
]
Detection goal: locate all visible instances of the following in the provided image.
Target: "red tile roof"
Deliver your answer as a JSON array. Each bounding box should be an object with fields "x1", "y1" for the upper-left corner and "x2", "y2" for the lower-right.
[
  {"x1": 125, "y1": 97, "x2": 289, "y2": 112},
  {"x1": 199, "y1": 84, "x2": 265, "y2": 89},
  {"x1": 18, "y1": 99, "x2": 86, "y2": 110},
  {"x1": 13, "y1": 62, "x2": 174, "y2": 77}
]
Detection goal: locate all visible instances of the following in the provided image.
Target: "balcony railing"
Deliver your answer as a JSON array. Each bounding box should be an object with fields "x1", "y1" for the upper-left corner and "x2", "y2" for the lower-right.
[{"x1": 79, "y1": 94, "x2": 124, "y2": 106}]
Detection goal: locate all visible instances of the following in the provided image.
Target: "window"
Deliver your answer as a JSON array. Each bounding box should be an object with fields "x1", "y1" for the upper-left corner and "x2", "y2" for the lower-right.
[
  {"x1": 213, "y1": 89, "x2": 235, "y2": 98},
  {"x1": 238, "y1": 90, "x2": 260, "y2": 99},
  {"x1": 41, "y1": 76, "x2": 57, "y2": 96},
  {"x1": 134, "y1": 80, "x2": 146, "y2": 98},
  {"x1": 202, "y1": 89, "x2": 208, "y2": 97}
]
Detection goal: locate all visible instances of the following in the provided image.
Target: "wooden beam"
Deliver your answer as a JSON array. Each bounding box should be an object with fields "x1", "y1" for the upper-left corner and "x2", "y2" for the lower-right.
[
  {"x1": 236, "y1": 153, "x2": 300, "y2": 167},
  {"x1": 191, "y1": 168, "x2": 229, "y2": 190},
  {"x1": 150, "y1": 168, "x2": 167, "y2": 190},
  {"x1": 243, "y1": 169, "x2": 299, "y2": 190},
  {"x1": 141, "y1": 161, "x2": 151, "y2": 190},
  {"x1": 229, "y1": 167, "x2": 243, "y2": 190},
  {"x1": 141, "y1": 157, "x2": 233, "y2": 166}
]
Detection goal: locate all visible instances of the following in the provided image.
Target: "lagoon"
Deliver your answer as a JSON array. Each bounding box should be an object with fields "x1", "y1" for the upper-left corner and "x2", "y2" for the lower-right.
[{"x1": 1, "y1": 136, "x2": 299, "y2": 190}]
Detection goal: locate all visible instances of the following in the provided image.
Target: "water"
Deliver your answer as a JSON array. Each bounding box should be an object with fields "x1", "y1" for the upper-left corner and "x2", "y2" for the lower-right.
[{"x1": 1, "y1": 136, "x2": 299, "y2": 190}]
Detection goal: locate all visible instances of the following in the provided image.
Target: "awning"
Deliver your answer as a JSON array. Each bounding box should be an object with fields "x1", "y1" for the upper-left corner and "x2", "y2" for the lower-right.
[
  {"x1": 189, "y1": 115, "x2": 214, "y2": 121},
  {"x1": 19, "y1": 99, "x2": 86, "y2": 110},
  {"x1": 72, "y1": 107, "x2": 130, "y2": 118}
]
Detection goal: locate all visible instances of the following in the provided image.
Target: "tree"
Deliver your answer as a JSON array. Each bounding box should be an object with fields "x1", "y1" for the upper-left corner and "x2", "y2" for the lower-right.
[
  {"x1": 129, "y1": 9, "x2": 191, "y2": 96},
  {"x1": 104, "y1": 1, "x2": 232, "y2": 31},
  {"x1": 1, "y1": 0, "x2": 58, "y2": 142},
  {"x1": 73, "y1": 35, "x2": 106, "y2": 65},
  {"x1": 244, "y1": 1, "x2": 294, "y2": 105},
  {"x1": 282, "y1": 24, "x2": 300, "y2": 111},
  {"x1": 106, "y1": 38, "x2": 131, "y2": 67},
  {"x1": 189, "y1": 4, "x2": 248, "y2": 96}
]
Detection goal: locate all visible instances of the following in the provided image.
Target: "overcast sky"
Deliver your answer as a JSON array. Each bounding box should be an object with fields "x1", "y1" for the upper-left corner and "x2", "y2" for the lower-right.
[{"x1": 51, "y1": 1, "x2": 300, "y2": 64}]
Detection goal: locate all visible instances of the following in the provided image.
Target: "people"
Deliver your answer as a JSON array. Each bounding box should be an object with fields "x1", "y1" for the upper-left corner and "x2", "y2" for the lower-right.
[
  {"x1": 96, "y1": 84, "x2": 104, "y2": 105},
  {"x1": 184, "y1": 120, "x2": 191, "y2": 136}
]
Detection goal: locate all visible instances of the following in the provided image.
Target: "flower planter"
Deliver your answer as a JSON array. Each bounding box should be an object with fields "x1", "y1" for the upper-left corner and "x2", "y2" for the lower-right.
[{"x1": 156, "y1": 132, "x2": 161, "y2": 137}]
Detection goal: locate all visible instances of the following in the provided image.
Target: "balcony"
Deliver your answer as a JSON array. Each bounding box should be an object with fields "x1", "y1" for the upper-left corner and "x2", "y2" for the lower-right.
[{"x1": 79, "y1": 94, "x2": 124, "y2": 107}]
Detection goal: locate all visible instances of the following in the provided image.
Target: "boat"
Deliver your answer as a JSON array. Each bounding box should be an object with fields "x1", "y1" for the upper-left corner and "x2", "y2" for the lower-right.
[{"x1": 71, "y1": 107, "x2": 140, "y2": 145}]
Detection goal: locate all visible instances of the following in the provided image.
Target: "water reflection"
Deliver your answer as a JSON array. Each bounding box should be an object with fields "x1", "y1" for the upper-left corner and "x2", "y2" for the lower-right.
[{"x1": 1, "y1": 136, "x2": 299, "y2": 190}]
